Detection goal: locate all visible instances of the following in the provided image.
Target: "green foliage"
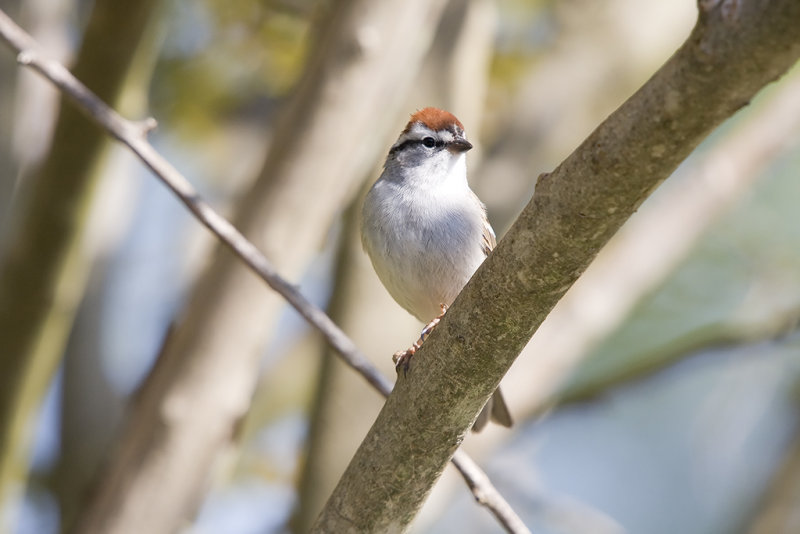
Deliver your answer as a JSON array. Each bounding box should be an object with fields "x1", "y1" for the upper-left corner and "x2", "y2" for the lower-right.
[{"x1": 151, "y1": 0, "x2": 314, "y2": 136}]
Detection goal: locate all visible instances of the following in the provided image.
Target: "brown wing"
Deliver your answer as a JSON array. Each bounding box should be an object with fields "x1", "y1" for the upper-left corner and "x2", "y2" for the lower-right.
[{"x1": 478, "y1": 195, "x2": 496, "y2": 256}]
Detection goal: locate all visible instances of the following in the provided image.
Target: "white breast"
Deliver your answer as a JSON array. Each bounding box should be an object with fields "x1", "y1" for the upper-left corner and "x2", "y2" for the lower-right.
[{"x1": 361, "y1": 175, "x2": 488, "y2": 322}]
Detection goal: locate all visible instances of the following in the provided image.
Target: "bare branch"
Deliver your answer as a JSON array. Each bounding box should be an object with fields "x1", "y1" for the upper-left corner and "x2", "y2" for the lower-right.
[
  {"x1": 313, "y1": 1, "x2": 800, "y2": 531},
  {"x1": 0, "y1": 7, "x2": 528, "y2": 534},
  {"x1": 558, "y1": 306, "x2": 800, "y2": 410},
  {"x1": 451, "y1": 450, "x2": 532, "y2": 534},
  {"x1": 0, "y1": 8, "x2": 390, "y2": 397}
]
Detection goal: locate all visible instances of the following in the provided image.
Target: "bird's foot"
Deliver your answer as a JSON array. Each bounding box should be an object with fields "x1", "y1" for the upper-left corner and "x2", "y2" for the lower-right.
[
  {"x1": 393, "y1": 304, "x2": 449, "y2": 377},
  {"x1": 393, "y1": 343, "x2": 419, "y2": 377},
  {"x1": 419, "y1": 304, "x2": 448, "y2": 344}
]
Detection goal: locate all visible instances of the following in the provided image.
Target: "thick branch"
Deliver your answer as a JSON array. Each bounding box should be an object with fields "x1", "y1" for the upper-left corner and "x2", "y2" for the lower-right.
[
  {"x1": 509, "y1": 68, "x2": 800, "y2": 418},
  {"x1": 313, "y1": 1, "x2": 800, "y2": 531}
]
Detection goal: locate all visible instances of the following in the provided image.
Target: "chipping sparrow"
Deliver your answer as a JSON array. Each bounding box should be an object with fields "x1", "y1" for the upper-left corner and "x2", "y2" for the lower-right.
[{"x1": 361, "y1": 107, "x2": 512, "y2": 432}]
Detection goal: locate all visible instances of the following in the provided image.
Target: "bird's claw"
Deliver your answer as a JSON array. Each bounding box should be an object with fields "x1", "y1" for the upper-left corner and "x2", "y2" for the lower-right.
[
  {"x1": 392, "y1": 304, "x2": 449, "y2": 377},
  {"x1": 393, "y1": 345, "x2": 418, "y2": 377}
]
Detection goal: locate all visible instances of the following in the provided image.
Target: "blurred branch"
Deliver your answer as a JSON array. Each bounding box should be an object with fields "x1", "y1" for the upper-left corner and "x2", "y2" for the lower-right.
[
  {"x1": 508, "y1": 69, "x2": 800, "y2": 417},
  {"x1": 313, "y1": 1, "x2": 800, "y2": 531},
  {"x1": 557, "y1": 304, "x2": 800, "y2": 409},
  {"x1": 50, "y1": 17, "x2": 166, "y2": 531},
  {"x1": 475, "y1": 2, "x2": 695, "y2": 228},
  {"x1": 450, "y1": 450, "x2": 532, "y2": 534},
  {"x1": 0, "y1": 7, "x2": 529, "y2": 534},
  {"x1": 0, "y1": 0, "x2": 21, "y2": 226},
  {"x1": 0, "y1": 0, "x2": 158, "y2": 523},
  {"x1": 748, "y1": 426, "x2": 800, "y2": 534}
]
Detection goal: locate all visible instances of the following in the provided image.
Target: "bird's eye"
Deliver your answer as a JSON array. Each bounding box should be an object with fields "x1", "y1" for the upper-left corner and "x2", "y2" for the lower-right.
[{"x1": 422, "y1": 137, "x2": 436, "y2": 148}]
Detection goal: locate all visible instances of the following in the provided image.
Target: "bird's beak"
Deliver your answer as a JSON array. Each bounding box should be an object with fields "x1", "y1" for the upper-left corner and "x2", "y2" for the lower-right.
[{"x1": 448, "y1": 136, "x2": 473, "y2": 153}]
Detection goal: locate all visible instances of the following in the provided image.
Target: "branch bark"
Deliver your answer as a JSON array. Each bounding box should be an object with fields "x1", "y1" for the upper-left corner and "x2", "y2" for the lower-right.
[{"x1": 313, "y1": 1, "x2": 800, "y2": 531}]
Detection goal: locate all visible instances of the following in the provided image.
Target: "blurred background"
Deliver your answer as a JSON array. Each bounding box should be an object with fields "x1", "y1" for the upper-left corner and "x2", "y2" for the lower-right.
[{"x1": 0, "y1": 0, "x2": 799, "y2": 533}]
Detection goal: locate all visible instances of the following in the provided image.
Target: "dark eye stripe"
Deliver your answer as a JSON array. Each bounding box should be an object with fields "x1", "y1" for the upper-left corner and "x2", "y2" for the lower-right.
[{"x1": 390, "y1": 138, "x2": 446, "y2": 154}]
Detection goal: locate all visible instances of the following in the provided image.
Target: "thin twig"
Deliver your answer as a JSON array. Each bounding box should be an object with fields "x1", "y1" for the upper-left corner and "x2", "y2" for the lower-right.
[
  {"x1": 0, "y1": 9, "x2": 530, "y2": 534},
  {"x1": 451, "y1": 450, "x2": 532, "y2": 534}
]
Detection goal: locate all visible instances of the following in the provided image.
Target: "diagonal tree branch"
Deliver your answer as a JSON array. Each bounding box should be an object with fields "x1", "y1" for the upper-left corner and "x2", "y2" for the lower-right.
[
  {"x1": 313, "y1": 0, "x2": 800, "y2": 531},
  {"x1": 0, "y1": 8, "x2": 529, "y2": 534},
  {"x1": 509, "y1": 68, "x2": 800, "y2": 419},
  {"x1": 0, "y1": 9, "x2": 388, "y2": 394}
]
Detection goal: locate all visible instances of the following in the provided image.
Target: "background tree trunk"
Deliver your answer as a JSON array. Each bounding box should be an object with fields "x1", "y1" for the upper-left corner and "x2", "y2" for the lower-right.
[{"x1": 0, "y1": 0, "x2": 159, "y2": 524}]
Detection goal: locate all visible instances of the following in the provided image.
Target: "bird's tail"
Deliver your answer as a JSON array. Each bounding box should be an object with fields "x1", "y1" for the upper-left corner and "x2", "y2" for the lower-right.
[{"x1": 472, "y1": 387, "x2": 513, "y2": 432}]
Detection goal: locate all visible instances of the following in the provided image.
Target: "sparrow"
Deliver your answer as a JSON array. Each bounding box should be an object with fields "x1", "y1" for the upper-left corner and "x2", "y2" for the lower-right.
[{"x1": 361, "y1": 107, "x2": 512, "y2": 431}]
